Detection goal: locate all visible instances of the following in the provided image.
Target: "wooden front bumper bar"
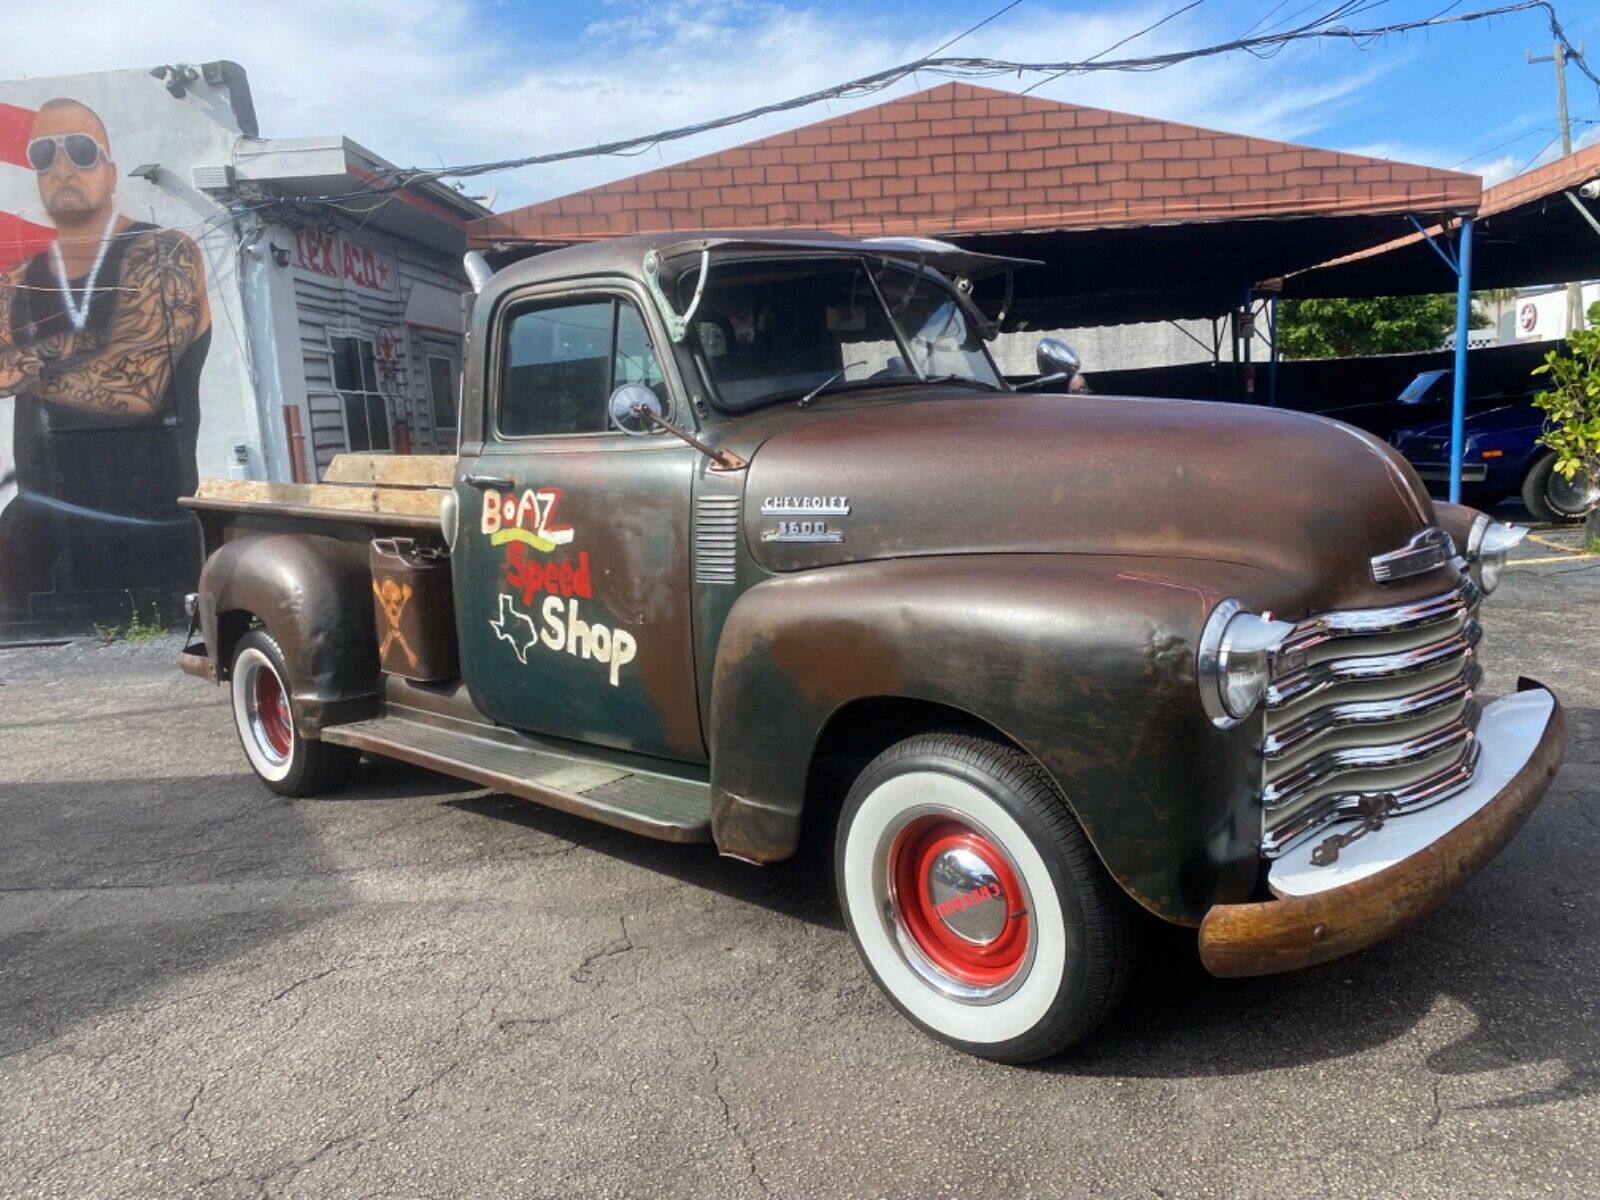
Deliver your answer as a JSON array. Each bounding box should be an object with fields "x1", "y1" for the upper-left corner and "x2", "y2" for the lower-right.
[{"x1": 1199, "y1": 693, "x2": 1566, "y2": 978}]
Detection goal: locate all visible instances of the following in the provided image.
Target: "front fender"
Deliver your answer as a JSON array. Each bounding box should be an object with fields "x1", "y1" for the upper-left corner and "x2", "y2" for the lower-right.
[
  {"x1": 1432, "y1": 500, "x2": 1487, "y2": 554},
  {"x1": 199, "y1": 533, "x2": 379, "y2": 733},
  {"x1": 709, "y1": 554, "x2": 1298, "y2": 925}
]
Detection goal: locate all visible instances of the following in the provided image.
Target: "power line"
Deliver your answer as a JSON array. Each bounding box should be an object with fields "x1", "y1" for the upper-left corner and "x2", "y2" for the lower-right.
[
  {"x1": 1022, "y1": 0, "x2": 1206, "y2": 95},
  {"x1": 372, "y1": 0, "x2": 1582, "y2": 188},
  {"x1": 1237, "y1": 0, "x2": 1297, "y2": 40},
  {"x1": 1448, "y1": 120, "x2": 1560, "y2": 167},
  {"x1": 1511, "y1": 129, "x2": 1564, "y2": 171},
  {"x1": 1411, "y1": 69, "x2": 1544, "y2": 159},
  {"x1": 923, "y1": 0, "x2": 1023, "y2": 59}
]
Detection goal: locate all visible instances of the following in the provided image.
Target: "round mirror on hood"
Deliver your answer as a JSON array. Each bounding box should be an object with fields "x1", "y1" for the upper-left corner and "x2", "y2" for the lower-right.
[{"x1": 609, "y1": 383, "x2": 665, "y2": 436}]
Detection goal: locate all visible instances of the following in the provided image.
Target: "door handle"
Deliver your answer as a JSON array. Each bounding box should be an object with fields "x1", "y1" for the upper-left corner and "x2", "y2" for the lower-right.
[{"x1": 462, "y1": 473, "x2": 515, "y2": 490}]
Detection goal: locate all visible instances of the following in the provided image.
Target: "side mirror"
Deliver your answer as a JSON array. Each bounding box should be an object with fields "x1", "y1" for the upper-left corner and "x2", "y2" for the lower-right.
[
  {"x1": 609, "y1": 383, "x2": 664, "y2": 436},
  {"x1": 1014, "y1": 336, "x2": 1084, "y2": 393},
  {"x1": 1036, "y1": 337, "x2": 1081, "y2": 378}
]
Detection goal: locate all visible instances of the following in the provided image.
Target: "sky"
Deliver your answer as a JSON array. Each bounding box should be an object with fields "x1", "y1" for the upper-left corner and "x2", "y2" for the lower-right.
[{"x1": 6, "y1": 0, "x2": 1600, "y2": 213}]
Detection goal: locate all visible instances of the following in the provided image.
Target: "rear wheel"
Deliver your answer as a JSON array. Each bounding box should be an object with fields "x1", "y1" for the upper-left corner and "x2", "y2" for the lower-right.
[
  {"x1": 835, "y1": 732, "x2": 1140, "y2": 1063},
  {"x1": 1522, "y1": 451, "x2": 1600, "y2": 523},
  {"x1": 230, "y1": 629, "x2": 358, "y2": 796}
]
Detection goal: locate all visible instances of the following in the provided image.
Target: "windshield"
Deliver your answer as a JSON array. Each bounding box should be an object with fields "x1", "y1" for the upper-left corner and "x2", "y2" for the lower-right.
[
  {"x1": 1397, "y1": 370, "x2": 1450, "y2": 405},
  {"x1": 679, "y1": 256, "x2": 1003, "y2": 412}
]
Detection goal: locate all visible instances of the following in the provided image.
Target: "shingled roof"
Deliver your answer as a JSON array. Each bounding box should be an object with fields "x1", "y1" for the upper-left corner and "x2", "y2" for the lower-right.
[{"x1": 470, "y1": 81, "x2": 1480, "y2": 247}]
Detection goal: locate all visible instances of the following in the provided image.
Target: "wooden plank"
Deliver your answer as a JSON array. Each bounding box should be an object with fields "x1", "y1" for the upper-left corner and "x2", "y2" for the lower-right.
[
  {"x1": 192, "y1": 478, "x2": 445, "y2": 519},
  {"x1": 324, "y1": 453, "x2": 455, "y2": 488}
]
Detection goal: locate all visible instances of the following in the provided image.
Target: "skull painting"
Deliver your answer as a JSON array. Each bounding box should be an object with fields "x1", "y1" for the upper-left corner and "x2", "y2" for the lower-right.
[{"x1": 372, "y1": 576, "x2": 419, "y2": 668}]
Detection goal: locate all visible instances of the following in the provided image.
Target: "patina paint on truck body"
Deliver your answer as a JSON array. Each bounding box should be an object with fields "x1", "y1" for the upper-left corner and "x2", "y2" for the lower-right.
[{"x1": 180, "y1": 231, "x2": 1565, "y2": 1062}]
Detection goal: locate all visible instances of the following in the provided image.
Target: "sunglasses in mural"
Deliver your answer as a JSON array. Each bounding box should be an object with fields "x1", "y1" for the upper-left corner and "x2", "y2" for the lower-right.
[{"x1": 26, "y1": 134, "x2": 110, "y2": 173}]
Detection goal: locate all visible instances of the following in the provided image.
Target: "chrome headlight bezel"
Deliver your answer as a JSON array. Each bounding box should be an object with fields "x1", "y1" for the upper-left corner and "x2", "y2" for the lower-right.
[
  {"x1": 1464, "y1": 514, "x2": 1524, "y2": 595},
  {"x1": 1198, "y1": 601, "x2": 1295, "y2": 729}
]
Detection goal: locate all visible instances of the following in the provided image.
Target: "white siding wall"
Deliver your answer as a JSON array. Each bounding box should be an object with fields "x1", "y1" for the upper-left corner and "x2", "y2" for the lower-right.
[
  {"x1": 396, "y1": 248, "x2": 469, "y2": 454},
  {"x1": 281, "y1": 223, "x2": 467, "y2": 477}
]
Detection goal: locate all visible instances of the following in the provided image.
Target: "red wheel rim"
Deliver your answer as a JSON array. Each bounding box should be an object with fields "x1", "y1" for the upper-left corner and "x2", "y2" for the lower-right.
[
  {"x1": 888, "y1": 816, "x2": 1030, "y2": 989},
  {"x1": 252, "y1": 665, "x2": 293, "y2": 759}
]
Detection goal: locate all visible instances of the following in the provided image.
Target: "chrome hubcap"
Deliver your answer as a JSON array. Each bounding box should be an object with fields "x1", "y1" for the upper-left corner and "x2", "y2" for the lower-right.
[
  {"x1": 1548, "y1": 469, "x2": 1600, "y2": 516},
  {"x1": 245, "y1": 661, "x2": 293, "y2": 765},
  {"x1": 874, "y1": 806, "x2": 1036, "y2": 1005},
  {"x1": 926, "y1": 847, "x2": 1009, "y2": 945}
]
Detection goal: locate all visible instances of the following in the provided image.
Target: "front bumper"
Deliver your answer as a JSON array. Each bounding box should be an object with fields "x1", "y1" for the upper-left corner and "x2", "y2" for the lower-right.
[
  {"x1": 1408, "y1": 461, "x2": 1488, "y2": 483},
  {"x1": 1199, "y1": 682, "x2": 1564, "y2": 977},
  {"x1": 178, "y1": 641, "x2": 217, "y2": 682}
]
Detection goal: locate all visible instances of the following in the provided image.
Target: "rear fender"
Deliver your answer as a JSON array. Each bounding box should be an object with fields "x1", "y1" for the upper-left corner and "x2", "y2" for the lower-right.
[
  {"x1": 709, "y1": 555, "x2": 1289, "y2": 925},
  {"x1": 198, "y1": 533, "x2": 379, "y2": 734}
]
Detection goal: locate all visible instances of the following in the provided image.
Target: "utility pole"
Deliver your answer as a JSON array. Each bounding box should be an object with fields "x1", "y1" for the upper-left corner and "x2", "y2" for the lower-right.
[{"x1": 1528, "y1": 41, "x2": 1586, "y2": 331}]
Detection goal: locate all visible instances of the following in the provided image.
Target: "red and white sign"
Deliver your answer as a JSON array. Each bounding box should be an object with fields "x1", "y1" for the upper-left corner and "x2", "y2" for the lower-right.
[
  {"x1": 0, "y1": 101, "x2": 58, "y2": 271},
  {"x1": 293, "y1": 228, "x2": 397, "y2": 294},
  {"x1": 1518, "y1": 302, "x2": 1538, "y2": 335}
]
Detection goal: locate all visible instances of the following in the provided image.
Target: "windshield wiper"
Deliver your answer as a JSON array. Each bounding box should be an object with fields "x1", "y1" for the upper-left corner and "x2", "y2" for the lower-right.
[
  {"x1": 797, "y1": 361, "x2": 866, "y2": 407},
  {"x1": 920, "y1": 374, "x2": 1003, "y2": 391}
]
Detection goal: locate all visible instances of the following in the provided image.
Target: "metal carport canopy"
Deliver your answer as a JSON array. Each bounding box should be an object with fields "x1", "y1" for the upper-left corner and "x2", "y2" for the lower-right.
[
  {"x1": 1282, "y1": 144, "x2": 1600, "y2": 300},
  {"x1": 945, "y1": 212, "x2": 1473, "y2": 329},
  {"x1": 1279, "y1": 145, "x2": 1600, "y2": 504}
]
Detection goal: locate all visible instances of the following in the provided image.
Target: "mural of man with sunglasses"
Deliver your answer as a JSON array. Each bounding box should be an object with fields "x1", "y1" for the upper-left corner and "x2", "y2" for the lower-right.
[{"x1": 0, "y1": 97, "x2": 211, "y2": 625}]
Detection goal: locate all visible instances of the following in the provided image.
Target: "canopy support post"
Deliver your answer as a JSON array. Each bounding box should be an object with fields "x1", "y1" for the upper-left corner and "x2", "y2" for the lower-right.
[
  {"x1": 1449, "y1": 217, "x2": 1475, "y2": 505},
  {"x1": 1267, "y1": 297, "x2": 1279, "y2": 408}
]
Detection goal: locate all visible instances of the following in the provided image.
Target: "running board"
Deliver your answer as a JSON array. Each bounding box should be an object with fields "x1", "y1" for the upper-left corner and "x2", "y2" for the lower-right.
[{"x1": 322, "y1": 714, "x2": 712, "y2": 843}]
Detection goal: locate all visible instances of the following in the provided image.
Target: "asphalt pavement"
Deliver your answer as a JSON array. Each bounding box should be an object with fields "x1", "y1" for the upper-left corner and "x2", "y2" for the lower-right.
[{"x1": 2, "y1": 554, "x2": 1597, "y2": 1200}]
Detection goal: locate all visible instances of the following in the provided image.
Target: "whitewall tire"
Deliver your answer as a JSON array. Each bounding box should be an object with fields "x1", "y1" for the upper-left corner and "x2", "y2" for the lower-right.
[
  {"x1": 229, "y1": 629, "x2": 358, "y2": 797},
  {"x1": 836, "y1": 732, "x2": 1140, "y2": 1062}
]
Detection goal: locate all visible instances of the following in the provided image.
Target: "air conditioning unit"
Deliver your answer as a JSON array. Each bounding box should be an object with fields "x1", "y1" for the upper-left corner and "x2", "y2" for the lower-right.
[{"x1": 191, "y1": 164, "x2": 236, "y2": 191}]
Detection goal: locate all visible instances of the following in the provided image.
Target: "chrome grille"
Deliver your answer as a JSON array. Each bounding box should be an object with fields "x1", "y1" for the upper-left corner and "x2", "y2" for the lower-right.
[
  {"x1": 694, "y1": 494, "x2": 741, "y2": 585},
  {"x1": 1260, "y1": 578, "x2": 1483, "y2": 858}
]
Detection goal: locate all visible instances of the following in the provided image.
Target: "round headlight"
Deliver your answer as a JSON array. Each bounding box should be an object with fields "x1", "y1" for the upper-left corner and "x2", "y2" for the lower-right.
[{"x1": 1198, "y1": 601, "x2": 1295, "y2": 728}]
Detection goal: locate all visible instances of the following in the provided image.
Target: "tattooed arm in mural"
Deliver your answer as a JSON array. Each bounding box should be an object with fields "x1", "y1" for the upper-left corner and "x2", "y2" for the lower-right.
[
  {"x1": 21, "y1": 229, "x2": 211, "y2": 418},
  {"x1": 0, "y1": 262, "x2": 48, "y2": 395}
]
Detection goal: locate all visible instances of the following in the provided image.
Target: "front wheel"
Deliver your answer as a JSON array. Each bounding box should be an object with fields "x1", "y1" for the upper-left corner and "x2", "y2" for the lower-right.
[
  {"x1": 230, "y1": 628, "x2": 358, "y2": 796},
  {"x1": 835, "y1": 732, "x2": 1140, "y2": 1063},
  {"x1": 1522, "y1": 451, "x2": 1600, "y2": 523}
]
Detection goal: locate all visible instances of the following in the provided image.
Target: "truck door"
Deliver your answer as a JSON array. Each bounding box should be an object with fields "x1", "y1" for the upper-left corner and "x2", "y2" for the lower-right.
[{"x1": 452, "y1": 286, "x2": 705, "y2": 763}]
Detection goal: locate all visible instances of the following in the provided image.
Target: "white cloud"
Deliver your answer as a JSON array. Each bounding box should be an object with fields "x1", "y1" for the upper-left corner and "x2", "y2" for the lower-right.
[
  {"x1": 1, "y1": 0, "x2": 1422, "y2": 212},
  {"x1": 1475, "y1": 155, "x2": 1521, "y2": 187}
]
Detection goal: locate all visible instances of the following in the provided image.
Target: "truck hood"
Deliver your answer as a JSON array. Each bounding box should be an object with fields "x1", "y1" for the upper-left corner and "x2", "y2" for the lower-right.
[{"x1": 741, "y1": 392, "x2": 1442, "y2": 613}]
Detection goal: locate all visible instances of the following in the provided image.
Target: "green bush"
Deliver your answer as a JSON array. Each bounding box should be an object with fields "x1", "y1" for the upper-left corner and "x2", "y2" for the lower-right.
[{"x1": 1531, "y1": 301, "x2": 1600, "y2": 487}]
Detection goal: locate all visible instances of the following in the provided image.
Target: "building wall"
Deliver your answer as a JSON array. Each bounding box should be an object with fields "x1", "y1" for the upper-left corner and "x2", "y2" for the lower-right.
[
  {"x1": 0, "y1": 68, "x2": 258, "y2": 633},
  {"x1": 1487, "y1": 281, "x2": 1600, "y2": 344},
  {"x1": 277, "y1": 222, "x2": 465, "y2": 477},
  {"x1": 991, "y1": 318, "x2": 1222, "y2": 377}
]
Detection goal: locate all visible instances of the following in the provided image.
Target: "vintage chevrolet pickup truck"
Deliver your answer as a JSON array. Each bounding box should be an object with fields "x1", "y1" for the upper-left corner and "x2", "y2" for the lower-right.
[{"x1": 179, "y1": 231, "x2": 1565, "y2": 1062}]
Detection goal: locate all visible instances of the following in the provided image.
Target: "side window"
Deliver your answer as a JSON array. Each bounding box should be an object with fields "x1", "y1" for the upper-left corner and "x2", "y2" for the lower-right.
[
  {"x1": 614, "y1": 302, "x2": 667, "y2": 407},
  {"x1": 499, "y1": 300, "x2": 615, "y2": 437},
  {"x1": 498, "y1": 297, "x2": 669, "y2": 438}
]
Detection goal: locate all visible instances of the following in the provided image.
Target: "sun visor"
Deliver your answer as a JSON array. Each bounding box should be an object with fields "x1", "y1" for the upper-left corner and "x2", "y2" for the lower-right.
[{"x1": 652, "y1": 235, "x2": 1041, "y2": 281}]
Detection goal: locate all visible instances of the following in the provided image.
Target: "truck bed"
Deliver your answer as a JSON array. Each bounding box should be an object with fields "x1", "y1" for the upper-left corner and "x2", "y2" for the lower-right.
[{"x1": 179, "y1": 454, "x2": 455, "y2": 532}]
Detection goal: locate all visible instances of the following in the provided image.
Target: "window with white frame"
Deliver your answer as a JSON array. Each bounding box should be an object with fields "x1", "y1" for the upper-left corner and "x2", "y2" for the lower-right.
[{"x1": 331, "y1": 334, "x2": 392, "y2": 453}]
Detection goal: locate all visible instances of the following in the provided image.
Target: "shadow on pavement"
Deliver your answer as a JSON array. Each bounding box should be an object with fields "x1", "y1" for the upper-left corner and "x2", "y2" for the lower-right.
[
  {"x1": 445, "y1": 705, "x2": 1597, "y2": 1109},
  {"x1": 445, "y1": 790, "x2": 845, "y2": 931},
  {"x1": 0, "y1": 772, "x2": 358, "y2": 1061}
]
